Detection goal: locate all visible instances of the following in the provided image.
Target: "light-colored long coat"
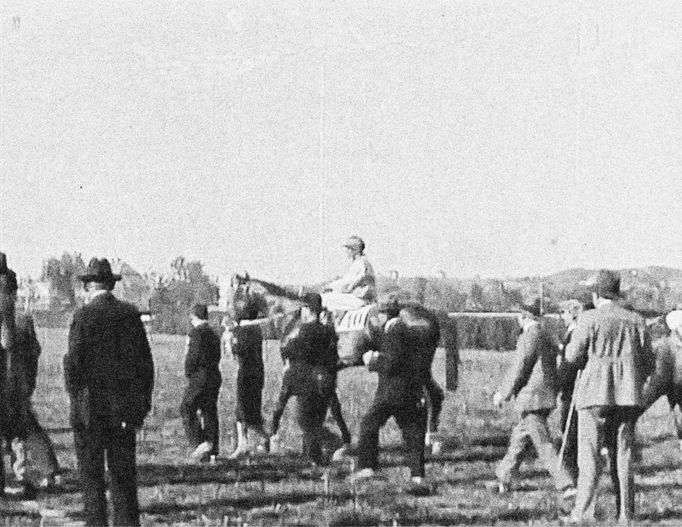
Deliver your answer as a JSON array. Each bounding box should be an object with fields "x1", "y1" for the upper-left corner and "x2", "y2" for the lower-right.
[
  {"x1": 566, "y1": 302, "x2": 654, "y2": 410},
  {"x1": 501, "y1": 321, "x2": 559, "y2": 413}
]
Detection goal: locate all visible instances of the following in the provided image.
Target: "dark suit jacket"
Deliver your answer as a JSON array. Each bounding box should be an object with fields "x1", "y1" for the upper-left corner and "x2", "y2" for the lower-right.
[
  {"x1": 368, "y1": 318, "x2": 420, "y2": 402},
  {"x1": 281, "y1": 321, "x2": 338, "y2": 372},
  {"x1": 280, "y1": 320, "x2": 339, "y2": 395},
  {"x1": 185, "y1": 322, "x2": 221, "y2": 386},
  {"x1": 65, "y1": 292, "x2": 154, "y2": 428},
  {"x1": 5, "y1": 314, "x2": 41, "y2": 437}
]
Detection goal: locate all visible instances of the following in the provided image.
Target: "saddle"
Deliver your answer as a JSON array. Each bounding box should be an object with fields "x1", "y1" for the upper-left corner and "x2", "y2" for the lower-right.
[{"x1": 333, "y1": 304, "x2": 374, "y2": 333}]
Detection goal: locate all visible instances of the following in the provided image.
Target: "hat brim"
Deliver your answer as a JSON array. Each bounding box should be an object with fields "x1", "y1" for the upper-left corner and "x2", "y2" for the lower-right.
[{"x1": 79, "y1": 273, "x2": 122, "y2": 282}]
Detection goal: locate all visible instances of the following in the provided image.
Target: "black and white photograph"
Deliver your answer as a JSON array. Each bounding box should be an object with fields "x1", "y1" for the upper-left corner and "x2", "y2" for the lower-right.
[{"x1": 2, "y1": 2, "x2": 682, "y2": 525}]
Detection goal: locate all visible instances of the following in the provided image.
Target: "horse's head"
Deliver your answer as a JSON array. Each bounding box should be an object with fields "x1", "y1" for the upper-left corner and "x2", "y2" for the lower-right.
[{"x1": 223, "y1": 272, "x2": 267, "y2": 324}]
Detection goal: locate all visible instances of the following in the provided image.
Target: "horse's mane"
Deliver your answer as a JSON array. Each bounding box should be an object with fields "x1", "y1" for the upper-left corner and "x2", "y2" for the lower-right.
[{"x1": 249, "y1": 278, "x2": 303, "y2": 303}]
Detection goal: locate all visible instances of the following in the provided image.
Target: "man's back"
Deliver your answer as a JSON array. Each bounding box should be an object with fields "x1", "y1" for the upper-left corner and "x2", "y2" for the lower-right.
[
  {"x1": 503, "y1": 322, "x2": 558, "y2": 412},
  {"x1": 65, "y1": 292, "x2": 154, "y2": 428},
  {"x1": 185, "y1": 323, "x2": 221, "y2": 377},
  {"x1": 567, "y1": 302, "x2": 654, "y2": 409},
  {"x1": 371, "y1": 319, "x2": 420, "y2": 400}
]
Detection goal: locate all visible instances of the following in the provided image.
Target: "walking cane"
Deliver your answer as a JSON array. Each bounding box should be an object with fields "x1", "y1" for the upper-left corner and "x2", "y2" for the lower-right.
[{"x1": 557, "y1": 370, "x2": 581, "y2": 469}]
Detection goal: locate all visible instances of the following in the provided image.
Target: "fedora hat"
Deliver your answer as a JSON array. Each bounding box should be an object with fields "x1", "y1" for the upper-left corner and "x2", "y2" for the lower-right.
[
  {"x1": 79, "y1": 258, "x2": 122, "y2": 283},
  {"x1": 584, "y1": 270, "x2": 621, "y2": 300}
]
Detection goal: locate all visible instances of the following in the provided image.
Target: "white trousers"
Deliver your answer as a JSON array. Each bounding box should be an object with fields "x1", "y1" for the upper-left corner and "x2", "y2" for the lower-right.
[{"x1": 321, "y1": 292, "x2": 367, "y2": 312}]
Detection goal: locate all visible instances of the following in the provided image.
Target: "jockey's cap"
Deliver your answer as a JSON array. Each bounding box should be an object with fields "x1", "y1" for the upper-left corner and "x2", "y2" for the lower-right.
[{"x1": 343, "y1": 236, "x2": 365, "y2": 253}]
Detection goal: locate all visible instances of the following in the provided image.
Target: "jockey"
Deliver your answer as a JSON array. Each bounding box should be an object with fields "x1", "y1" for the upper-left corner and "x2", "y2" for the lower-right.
[{"x1": 322, "y1": 236, "x2": 376, "y2": 312}]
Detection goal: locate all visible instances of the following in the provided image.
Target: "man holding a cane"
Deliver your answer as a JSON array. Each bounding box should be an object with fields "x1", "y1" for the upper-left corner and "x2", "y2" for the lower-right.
[{"x1": 563, "y1": 270, "x2": 654, "y2": 524}]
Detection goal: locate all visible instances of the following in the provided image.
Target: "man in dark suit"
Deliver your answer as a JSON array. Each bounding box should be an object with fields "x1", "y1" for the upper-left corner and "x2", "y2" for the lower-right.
[
  {"x1": 64, "y1": 258, "x2": 154, "y2": 527},
  {"x1": 270, "y1": 293, "x2": 339, "y2": 464},
  {"x1": 180, "y1": 303, "x2": 222, "y2": 461},
  {"x1": 351, "y1": 298, "x2": 428, "y2": 487}
]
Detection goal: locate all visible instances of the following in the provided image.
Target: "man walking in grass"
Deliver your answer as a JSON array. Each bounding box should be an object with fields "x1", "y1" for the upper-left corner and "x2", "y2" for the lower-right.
[
  {"x1": 564, "y1": 270, "x2": 654, "y2": 524},
  {"x1": 493, "y1": 301, "x2": 575, "y2": 497},
  {"x1": 181, "y1": 303, "x2": 222, "y2": 462}
]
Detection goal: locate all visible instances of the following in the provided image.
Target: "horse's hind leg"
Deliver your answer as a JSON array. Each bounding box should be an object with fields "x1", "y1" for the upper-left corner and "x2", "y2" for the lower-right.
[
  {"x1": 329, "y1": 391, "x2": 351, "y2": 445},
  {"x1": 426, "y1": 377, "x2": 444, "y2": 433}
]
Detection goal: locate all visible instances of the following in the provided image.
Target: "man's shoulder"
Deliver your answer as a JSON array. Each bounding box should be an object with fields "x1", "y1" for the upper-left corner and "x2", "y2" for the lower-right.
[
  {"x1": 80, "y1": 294, "x2": 140, "y2": 319},
  {"x1": 197, "y1": 323, "x2": 219, "y2": 339},
  {"x1": 593, "y1": 303, "x2": 644, "y2": 325}
]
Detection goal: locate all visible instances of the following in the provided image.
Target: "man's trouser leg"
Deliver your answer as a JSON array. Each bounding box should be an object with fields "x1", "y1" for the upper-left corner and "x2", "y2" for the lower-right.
[
  {"x1": 572, "y1": 408, "x2": 604, "y2": 522},
  {"x1": 201, "y1": 392, "x2": 220, "y2": 456},
  {"x1": 105, "y1": 425, "x2": 140, "y2": 527},
  {"x1": 329, "y1": 390, "x2": 352, "y2": 445},
  {"x1": 74, "y1": 425, "x2": 108, "y2": 527},
  {"x1": 559, "y1": 402, "x2": 579, "y2": 484},
  {"x1": 296, "y1": 392, "x2": 327, "y2": 464},
  {"x1": 496, "y1": 414, "x2": 533, "y2": 485},
  {"x1": 668, "y1": 390, "x2": 682, "y2": 441},
  {"x1": 524, "y1": 410, "x2": 573, "y2": 490},
  {"x1": 606, "y1": 408, "x2": 637, "y2": 523},
  {"x1": 180, "y1": 382, "x2": 203, "y2": 448},
  {"x1": 271, "y1": 374, "x2": 293, "y2": 437},
  {"x1": 395, "y1": 399, "x2": 427, "y2": 478},
  {"x1": 357, "y1": 400, "x2": 393, "y2": 471}
]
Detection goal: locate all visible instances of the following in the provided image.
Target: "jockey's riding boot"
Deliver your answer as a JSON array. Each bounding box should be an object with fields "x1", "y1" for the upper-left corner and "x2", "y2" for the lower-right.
[{"x1": 229, "y1": 422, "x2": 250, "y2": 459}]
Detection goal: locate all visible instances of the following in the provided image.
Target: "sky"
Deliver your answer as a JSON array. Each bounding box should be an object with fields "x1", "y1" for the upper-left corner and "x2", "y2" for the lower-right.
[{"x1": 1, "y1": 1, "x2": 681, "y2": 284}]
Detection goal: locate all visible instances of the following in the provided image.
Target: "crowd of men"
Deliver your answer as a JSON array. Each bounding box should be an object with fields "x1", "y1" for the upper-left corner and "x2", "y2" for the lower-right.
[
  {"x1": 492, "y1": 270, "x2": 682, "y2": 525},
  {"x1": 1, "y1": 245, "x2": 682, "y2": 526}
]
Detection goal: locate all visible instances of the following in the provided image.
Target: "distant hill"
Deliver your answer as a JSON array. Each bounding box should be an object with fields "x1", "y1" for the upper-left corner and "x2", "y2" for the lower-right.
[{"x1": 543, "y1": 266, "x2": 682, "y2": 291}]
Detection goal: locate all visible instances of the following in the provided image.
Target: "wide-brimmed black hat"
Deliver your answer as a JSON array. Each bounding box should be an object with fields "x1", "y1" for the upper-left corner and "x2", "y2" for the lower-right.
[{"x1": 79, "y1": 258, "x2": 122, "y2": 283}]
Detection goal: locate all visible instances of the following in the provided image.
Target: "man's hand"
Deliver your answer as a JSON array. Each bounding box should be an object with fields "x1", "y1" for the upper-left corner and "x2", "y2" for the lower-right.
[
  {"x1": 362, "y1": 350, "x2": 377, "y2": 366},
  {"x1": 493, "y1": 391, "x2": 506, "y2": 409}
]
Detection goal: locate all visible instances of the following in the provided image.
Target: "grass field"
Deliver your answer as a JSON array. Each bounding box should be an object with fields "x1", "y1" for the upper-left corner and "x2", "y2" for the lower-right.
[{"x1": 4, "y1": 327, "x2": 682, "y2": 526}]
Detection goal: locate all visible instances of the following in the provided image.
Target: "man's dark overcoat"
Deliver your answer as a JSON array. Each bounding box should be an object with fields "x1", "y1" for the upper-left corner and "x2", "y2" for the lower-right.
[{"x1": 64, "y1": 292, "x2": 154, "y2": 527}]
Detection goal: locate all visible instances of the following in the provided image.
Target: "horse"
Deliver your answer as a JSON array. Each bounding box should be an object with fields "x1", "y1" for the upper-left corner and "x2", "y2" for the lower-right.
[{"x1": 224, "y1": 273, "x2": 450, "y2": 452}]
